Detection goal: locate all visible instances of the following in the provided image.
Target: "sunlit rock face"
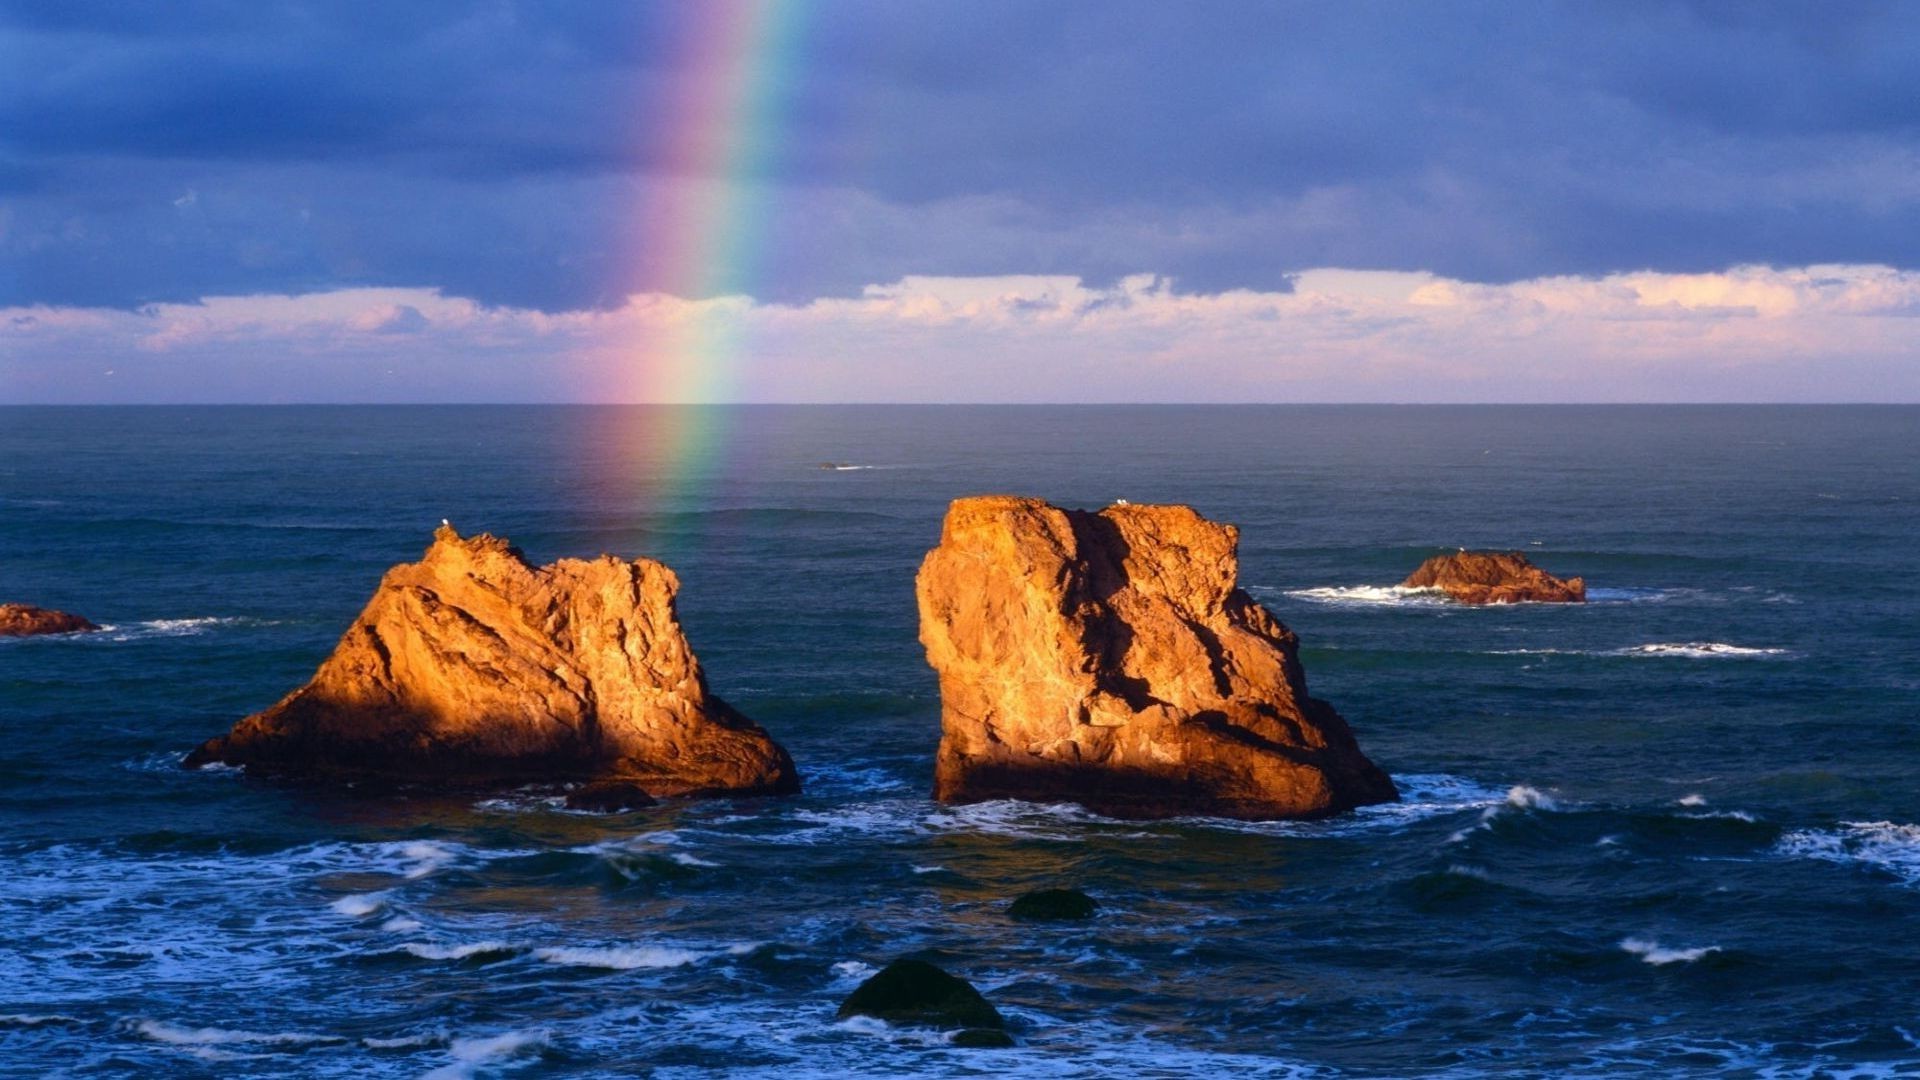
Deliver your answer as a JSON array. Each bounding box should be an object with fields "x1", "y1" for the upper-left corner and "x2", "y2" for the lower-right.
[
  {"x1": 917, "y1": 496, "x2": 1396, "y2": 820},
  {"x1": 0, "y1": 603, "x2": 98, "y2": 637},
  {"x1": 1402, "y1": 551, "x2": 1586, "y2": 605},
  {"x1": 185, "y1": 526, "x2": 798, "y2": 800}
]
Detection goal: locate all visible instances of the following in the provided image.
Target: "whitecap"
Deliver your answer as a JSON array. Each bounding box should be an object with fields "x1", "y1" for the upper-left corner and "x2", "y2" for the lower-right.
[
  {"x1": 1506, "y1": 785, "x2": 1557, "y2": 810},
  {"x1": 1677, "y1": 794, "x2": 1707, "y2": 807},
  {"x1": 831, "y1": 960, "x2": 877, "y2": 981},
  {"x1": 532, "y1": 945, "x2": 702, "y2": 970},
  {"x1": 133, "y1": 1019, "x2": 344, "y2": 1047},
  {"x1": 1277, "y1": 584, "x2": 1450, "y2": 607},
  {"x1": 910, "y1": 864, "x2": 944, "y2": 874},
  {"x1": 1777, "y1": 821, "x2": 1920, "y2": 886},
  {"x1": 364, "y1": 1031, "x2": 446, "y2": 1050},
  {"x1": 329, "y1": 891, "x2": 387, "y2": 917},
  {"x1": 0, "y1": 1014, "x2": 80, "y2": 1027},
  {"x1": 403, "y1": 941, "x2": 520, "y2": 961},
  {"x1": 380, "y1": 916, "x2": 423, "y2": 933},
  {"x1": 1444, "y1": 863, "x2": 1491, "y2": 880},
  {"x1": 1620, "y1": 937, "x2": 1721, "y2": 965},
  {"x1": 423, "y1": 1029, "x2": 550, "y2": 1080},
  {"x1": 670, "y1": 852, "x2": 720, "y2": 867},
  {"x1": 1616, "y1": 642, "x2": 1793, "y2": 659}
]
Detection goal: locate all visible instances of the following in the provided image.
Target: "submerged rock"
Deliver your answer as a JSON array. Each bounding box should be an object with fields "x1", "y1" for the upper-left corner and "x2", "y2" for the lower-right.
[
  {"x1": 917, "y1": 496, "x2": 1396, "y2": 820},
  {"x1": 184, "y1": 525, "x2": 799, "y2": 800},
  {"x1": 836, "y1": 959, "x2": 1005, "y2": 1031},
  {"x1": 1008, "y1": 888, "x2": 1099, "y2": 922},
  {"x1": 563, "y1": 781, "x2": 659, "y2": 813},
  {"x1": 0, "y1": 603, "x2": 98, "y2": 637},
  {"x1": 1401, "y1": 551, "x2": 1585, "y2": 605}
]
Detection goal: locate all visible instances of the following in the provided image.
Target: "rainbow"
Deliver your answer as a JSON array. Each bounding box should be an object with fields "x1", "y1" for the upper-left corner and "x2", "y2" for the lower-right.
[{"x1": 622, "y1": 0, "x2": 805, "y2": 520}]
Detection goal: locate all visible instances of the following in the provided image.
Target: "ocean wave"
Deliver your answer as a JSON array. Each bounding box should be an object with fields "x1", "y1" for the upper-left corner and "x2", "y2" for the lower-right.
[
  {"x1": 329, "y1": 891, "x2": 388, "y2": 917},
  {"x1": 132, "y1": 1019, "x2": 345, "y2": 1047},
  {"x1": 0, "y1": 1014, "x2": 81, "y2": 1027},
  {"x1": 423, "y1": 1029, "x2": 550, "y2": 1080},
  {"x1": 1776, "y1": 821, "x2": 1920, "y2": 887},
  {"x1": 1616, "y1": 642, "x2": 1793, "y2": 659},
  {"x1": 1619, "y1": 937, "x2": 1721, "y2": 965},
  {"x1": 1493, "y1": 642, "x2": 1793, "y2": 660},
  {"x1": 532, "y1": 945, "x2": 706, "y2": 970},
  {"x1": 20, "y1": 616, "x2": 265, "y2": 644},
  {"x1": 402, "y1": 941, "x2": 523, "y2": 962},
  {"x1": 1273, "y1": 585, "x2": 1450, "y2": 607}
]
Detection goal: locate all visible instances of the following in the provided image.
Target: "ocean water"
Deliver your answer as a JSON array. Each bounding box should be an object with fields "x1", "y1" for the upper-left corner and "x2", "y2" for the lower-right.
[{"x1": 1, "y1": 404, "x2": 1917, "y2": 1078}]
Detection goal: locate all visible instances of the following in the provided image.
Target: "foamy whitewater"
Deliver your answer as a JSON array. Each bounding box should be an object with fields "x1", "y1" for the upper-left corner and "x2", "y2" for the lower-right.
[{"x1": 2, "y1": 405, "x2": 1916, "y2": 1076}]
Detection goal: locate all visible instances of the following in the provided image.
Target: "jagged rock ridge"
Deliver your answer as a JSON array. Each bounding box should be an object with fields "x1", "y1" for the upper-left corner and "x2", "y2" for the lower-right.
[
  {"x1": 1401, "y1": 551, "x2": 1586, "y2": 604},
  {"x1": 185, "y1": 525, "x2": 798, "y2": 800}
]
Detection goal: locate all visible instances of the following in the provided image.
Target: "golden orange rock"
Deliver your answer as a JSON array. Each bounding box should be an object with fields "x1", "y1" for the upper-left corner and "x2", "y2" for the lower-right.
[
  {"x1": 1401, "y1": 551, "x2": 1586, "y2": 604},
  {"x1": 184, "y1": 525, "x2": 798, "y2": 800},
  {"x1": 916, "y1": 496, "x2": 1396, "y2": 820},
  {"x1": 0, "y1": 603, "x2": 98, "y2": 637}
]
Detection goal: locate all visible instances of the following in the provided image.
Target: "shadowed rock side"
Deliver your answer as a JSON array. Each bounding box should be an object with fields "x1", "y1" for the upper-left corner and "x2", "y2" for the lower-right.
[
  {"x1": 917, "y1": 496, "x2": 1397, "y2": 820},
  {"x1": 0, "y1": 603, "x2": 98, "y2": 637},
  {"x1": 184, "y1": 525, "x2": 798, "y2": 800},
  {"x1": 1402, "y1": 551, "x2": 1586, "y2": 604}
]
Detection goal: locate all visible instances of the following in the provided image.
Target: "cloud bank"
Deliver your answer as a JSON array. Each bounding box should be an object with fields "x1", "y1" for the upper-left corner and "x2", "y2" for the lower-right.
[{"x1": 6, "y1": 264, "x2": 1916, "y2": 403}]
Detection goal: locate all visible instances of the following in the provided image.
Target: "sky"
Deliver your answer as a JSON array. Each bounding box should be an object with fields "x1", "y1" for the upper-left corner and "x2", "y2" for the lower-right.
[{"x1": 3, "y1": 0, "x2": 1919, "y2": 403}]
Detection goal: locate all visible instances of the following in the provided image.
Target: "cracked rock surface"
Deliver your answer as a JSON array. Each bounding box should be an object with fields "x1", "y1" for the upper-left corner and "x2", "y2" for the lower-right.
[
  {"x1": 185, "y1": 525, "x2": 798, "y2": 800},
  {"x1": 916, "y1": 496, "x2": 1396, "y2": 820}
]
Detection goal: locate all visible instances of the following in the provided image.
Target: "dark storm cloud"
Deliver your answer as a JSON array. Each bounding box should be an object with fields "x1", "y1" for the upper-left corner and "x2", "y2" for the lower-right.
[{"x1": 3, "y1": 0, "x2": 1919, "y2": 309}]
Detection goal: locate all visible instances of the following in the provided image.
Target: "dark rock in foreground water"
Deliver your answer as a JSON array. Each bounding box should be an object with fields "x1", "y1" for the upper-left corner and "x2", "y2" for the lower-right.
[
  {"x1": 1009, "y1": 887, "x2": 1099, "y2": 922},
  {"x1": 183, "y1": 525, "x2": 799, "y2": 801},
  {"x1": 917, "y1": 496, "x2": 1397, "y2": 820},
  {"x1": 563, "y1": 781, "x2": 659, "y2": 813},
  {"x1": 837, "y1": 959, "x2": 1005, "y2": 1032},
  {"x1": 1401, "y1": 550, "x2": 1586, "y2": 604},
  {"x1": 0, "y1": 603, "x2": 99, "y2": 637}
]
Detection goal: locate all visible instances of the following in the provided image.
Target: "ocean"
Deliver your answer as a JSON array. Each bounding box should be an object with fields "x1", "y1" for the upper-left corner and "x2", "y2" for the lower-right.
[{"x1": 1, "y1": 404, "x2": 1916, "y2": 1077}]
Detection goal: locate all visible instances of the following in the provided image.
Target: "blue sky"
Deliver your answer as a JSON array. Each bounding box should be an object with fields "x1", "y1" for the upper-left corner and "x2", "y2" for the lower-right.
[{"x1": 4, "y1": 1, "x2": 1919, "y2": 402}]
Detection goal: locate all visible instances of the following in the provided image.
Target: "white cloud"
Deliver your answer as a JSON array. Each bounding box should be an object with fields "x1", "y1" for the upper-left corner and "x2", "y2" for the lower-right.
[{"x1": 3, "y1": 264, "x2": 1918, "y2": 403}]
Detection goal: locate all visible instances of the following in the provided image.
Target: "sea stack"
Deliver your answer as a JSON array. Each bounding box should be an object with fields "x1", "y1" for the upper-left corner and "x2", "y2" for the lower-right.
[
  {"x1": 184, "y1": 525, "x2": 798, "y2": 800},
  {"x1": 1401, "y1": 551, "x2": 1585, "y2": 605},
  {"x1": 916, "y1": 496, "x2": 1396, "y2": 820},
  {"x1": 0, "y1": 603, "x2": 99, "y2": 637}
]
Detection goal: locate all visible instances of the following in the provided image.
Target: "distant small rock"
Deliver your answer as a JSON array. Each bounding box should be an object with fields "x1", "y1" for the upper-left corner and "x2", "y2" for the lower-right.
[
  {"x1": 1007, "y1": 888, "x2": 1099, "y2": 922},
  {"x1": 1401, "y1": 551, "x2": 1585, "y2": 605},
  {"x1": 0, "y1": 603, "x2": 99, "y2": 637},
  {"x1": 950, "y1": 1028, "x2": 1014, "y2": 1048},
  {"x1": 836, "y1": 958, "x2": 1005, "y2": 1032}
]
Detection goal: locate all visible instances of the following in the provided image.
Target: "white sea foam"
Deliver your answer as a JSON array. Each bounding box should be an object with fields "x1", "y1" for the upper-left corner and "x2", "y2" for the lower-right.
[
  {"x1": 910, "y1": 864, "x2": 944, "y2": 874},
  {"x1": 1777, "y1": 821, "x2": 1920, "y2": 886},
  {"x1": 329, "y1": 891, "x2": 387, "y2": 917},
  {"x1": 1620, "y1": 937, "x2": 1722, "y2": 965},
  {"x1": 403, "y1": 941, "x2": 521, "y2": 961},
  {"x1": 532, "y1": 945, "x2": 702, "y2": 970},
  {"x1": 134, "y1": 1019, "x2": 344, "y2": 1047},
  {"x1": 670, "y1": 852, "x2": 720, "y2": 867},
  {"x1": 1279, "y1": 585, "x2": 1450, "y2": 607},
  {"x1": 423, "y1": 1029, "x2": 550, "y2": 1080},
  {"x1": 1506, "y1": 784, "x2": 1557, "y2": 810},
  {"x1": 1678, "y1": 794, "x2": 1708, "y2": 807},
  {"x1": 87, "y1": 617, "x2": 255, "y2": 642},
  {"x1": 380, "y1": 916, "x2": 423, "y2": 933},
  {"x1": 1618, "y1": 642, "x2": 1793, "y2": 659},
  {"x1": 0, "y1": 1014, "x2": 80, "y2": 1027},
  {"x1": 363, "y1": 1031, "x2": 446, "y2": 1050},
  {"x1": 832, "y1": 960, "x2": 877, "y2": 981}
]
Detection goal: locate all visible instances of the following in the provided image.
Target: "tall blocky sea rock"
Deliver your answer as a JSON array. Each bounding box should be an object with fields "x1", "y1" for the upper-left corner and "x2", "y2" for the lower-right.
[
  {"x1": 916, "y1": 496, "x2": 1396, "y2": 820},
  {"x1": 1401, "y1": 551, "x2": 1586, "y2": 605},
  {"x1": 185, "y1": 526, "x2": 798, "y2": 800}
]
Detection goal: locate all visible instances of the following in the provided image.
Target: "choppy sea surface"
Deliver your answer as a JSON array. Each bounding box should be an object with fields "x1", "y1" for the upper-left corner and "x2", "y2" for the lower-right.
[{"x1": 2, "y1": 404, "x2": 1917, "y2": 1078}]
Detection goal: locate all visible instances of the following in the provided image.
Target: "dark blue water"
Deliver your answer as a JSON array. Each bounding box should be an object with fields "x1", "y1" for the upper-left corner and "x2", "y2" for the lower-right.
[{"x1": 2, "y1": 405, "x2": 1917, "y2": 1077}]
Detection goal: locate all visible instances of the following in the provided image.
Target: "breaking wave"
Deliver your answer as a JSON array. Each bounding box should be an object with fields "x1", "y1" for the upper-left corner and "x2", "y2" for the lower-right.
[{"x1": 1776, "y1": 821, "x2": 1920, "y2": 887}]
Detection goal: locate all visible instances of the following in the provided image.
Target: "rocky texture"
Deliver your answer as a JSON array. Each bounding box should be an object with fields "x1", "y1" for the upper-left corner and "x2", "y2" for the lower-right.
[
  {"x1": 1401, "y1": 551, "x2": 1586, "y2": 605},
  {"x1": 917, "y1": 496, "x2": 1396, "y2": 821},
  {"x1": 837, "y1": 959, "x2": 1005, "y2": 1033},
  {"x1": 0, "y1": 603, "x2": 98, "y2": 637},
  {"x1": 1008, "y1": 888, "x2": 1099, "y2": 922},
  {"x1": 184, "y1": 525, "x2": 798, "y2": 800}
]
